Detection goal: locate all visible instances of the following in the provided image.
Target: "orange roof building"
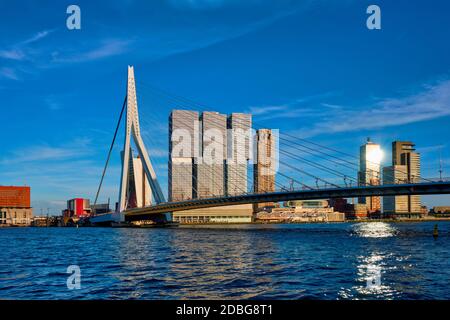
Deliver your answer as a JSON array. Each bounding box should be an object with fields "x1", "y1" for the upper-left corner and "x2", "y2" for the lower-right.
[{"x1": 0, "y1": 186, "x2": 31, "y2": 208}]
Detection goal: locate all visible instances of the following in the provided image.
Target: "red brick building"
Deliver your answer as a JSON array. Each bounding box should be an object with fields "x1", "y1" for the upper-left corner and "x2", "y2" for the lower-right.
[{"x1": 0, "y1": 186, "x2": 33, "y2": 226}]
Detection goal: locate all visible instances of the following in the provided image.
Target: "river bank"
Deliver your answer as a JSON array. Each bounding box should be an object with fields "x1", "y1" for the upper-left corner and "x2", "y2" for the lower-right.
[{"x1": 1, "y1": 216, "x2": 450, "y2": 228}]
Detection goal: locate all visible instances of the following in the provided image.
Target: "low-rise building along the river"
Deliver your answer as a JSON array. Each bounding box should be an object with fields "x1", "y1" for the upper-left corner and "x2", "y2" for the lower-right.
[
  {"x1": 173, "y1": 204, "x2": 253, "y2": 224},
  {"x1": 329, "y1": 198, "x2": 373, "y2": 220},
  {"x1": 256, "y1": 200, "x2": 345, "y2": 222},
  {"x1": 62, "y1": 198, "x2": 91, "y2": 224},
  {"x1": 431, "y1": 206, "x2": 450, "y2": 215},
  {"x1": 0, "y1": 186, "x2": 33, "y2": 226}
]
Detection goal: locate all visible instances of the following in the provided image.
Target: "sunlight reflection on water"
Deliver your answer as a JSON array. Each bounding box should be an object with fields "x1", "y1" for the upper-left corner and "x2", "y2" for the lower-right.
[
  {"x1": 339, "y1": 222, "x2": 403, "y2": 299},
  {"x1": 351, "y1": 222, "x2": 398, "y2": 238}
]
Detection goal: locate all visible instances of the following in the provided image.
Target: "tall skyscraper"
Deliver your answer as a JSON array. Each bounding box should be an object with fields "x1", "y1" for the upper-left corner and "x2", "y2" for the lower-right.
[
  {"x1": 383, "y1": 141, "x2": 421, "y2": 214},
  {"x1": 358, "y1": 139, "x2": 382, "y2": 213},
  {"x1": 253, "y1": 129, "x2": 276, "y2": 212},
  {"x1": 226, "y1": 113, "x2": 252, "y2": 196},
  {"x1": 169, "y1": 110, "x2": 199, "y2": 201},
  {"x1": 196, "y1": 111, "x2": 227, "y2": 198},
  {"x1": 393, "y1": 141, "x2": 415, "y2": 166},
  {"x1": 169, "y1": 109, "x2": 254, "y2": 223}
]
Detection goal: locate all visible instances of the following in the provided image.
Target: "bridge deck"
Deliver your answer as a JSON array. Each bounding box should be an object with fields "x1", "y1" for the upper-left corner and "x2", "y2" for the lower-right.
[{"x1": 123, "y1": 182, "x2": 450, "y2": 221}]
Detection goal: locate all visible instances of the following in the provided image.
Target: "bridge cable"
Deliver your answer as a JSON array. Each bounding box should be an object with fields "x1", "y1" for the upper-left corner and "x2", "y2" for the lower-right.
[
  {"x1": 135, "y1": 82, "x2": 327, "y2": 190},
  {"x1": 93, "y1": 95, "x2": 127, "y2": 215},
  {"x1": 138, "y1": 101, "x2": 240, "y2": 200},
  {"x1": 136, "y1": 83, "x2": 418, "y2": 185}
]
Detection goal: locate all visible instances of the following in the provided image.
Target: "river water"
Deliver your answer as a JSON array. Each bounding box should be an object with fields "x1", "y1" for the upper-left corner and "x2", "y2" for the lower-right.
[{"x1": 1, "y1": 222, "x2": 449, "y2": 300}]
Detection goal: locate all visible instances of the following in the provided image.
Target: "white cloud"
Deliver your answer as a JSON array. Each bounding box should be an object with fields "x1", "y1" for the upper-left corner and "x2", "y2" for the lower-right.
[
  {"x1": 167, "y1": 0, "x2": 279, "y2": 10},
  {"x1": 321, "y1": 103, "x2": 343, "y2": 110},
  {"x1": 45, "y1": 95, "x2": 62, "y2": 111},
  {"x1": 246, "y1": 92, "x2": 338, "y2": 120},
  {"x1": 0, "y1": 138, "x2": 120, "y2": 214},
  {"x1": 20, "y1": 30, "x2": 53, "y2": 45},
  {"x1": 0, "y1": 67, "x2": 19, "y2": 80},
  {"x1": 4, "y1": 160, "x2": 121, "y2": 215},
  {"x1": 417, "y1": 144, "x2": 445, "y2": 154},
  {"x1": 0, "y1": 49, "x2": 25, "y2": 60},
  {"x1": 0, "y1": 138, "x2": 92, "y2": 164},
  {"x1": 291, "y1": 79, "x2": 450, "y2": 137},
  {"x1": 168, "y1": 0, "x2": 236, "y2": 9},
  {"x1": 0, "y1": 30, "x2": 53, "y2": 62},
  {"x1": 0, "y1": 30, "x2": 130, "y2": 82},
  {"x1": 130, "y1": 3, "x2": 302, "y2": 64},
  {"x1": 148, "y1": 148, "x2": 167, "y2": 158},
  {"x1": 0, "y1": 29, "x2": 54, "y2": 81},
  {"x1": 247, "y1": 104, "x2": 288, "y2": 116},
  {"x1": 52, "y1": 39, "x2": 132, "y2": 63}
]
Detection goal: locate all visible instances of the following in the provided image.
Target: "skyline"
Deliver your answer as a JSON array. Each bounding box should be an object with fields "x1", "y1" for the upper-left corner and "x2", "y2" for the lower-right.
[{"x1": 1, "y1": 0, "x2": 450, "y2": 213}]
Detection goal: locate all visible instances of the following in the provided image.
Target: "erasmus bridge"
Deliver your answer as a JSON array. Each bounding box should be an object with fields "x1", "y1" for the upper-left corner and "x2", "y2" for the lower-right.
[{"x1": 90, "y1": 66, "x2": 450, "y2": 225}]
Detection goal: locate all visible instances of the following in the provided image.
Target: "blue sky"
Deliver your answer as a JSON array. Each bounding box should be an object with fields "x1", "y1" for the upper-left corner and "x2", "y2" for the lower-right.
[{"x1": 0, "y1": 0, "x2": 449, "y2": 214}]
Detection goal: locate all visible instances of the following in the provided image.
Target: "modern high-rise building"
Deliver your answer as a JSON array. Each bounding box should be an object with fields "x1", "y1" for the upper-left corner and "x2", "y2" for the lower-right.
[
  {"x1": 226, "y1": 113, "x2": 252, "y2": 196},
  {"x1": 196, "y1": 111, "x2": 227, "y2": 198},
  {"x1": 169, "y1": 110, "x2": 252, "y2": 200},
  {"x1": 383, "y1": 165, "x2": 409, "y2": 214},
  {"x1": 383, "y1": 141, "x2": 421, "y2": 215},
  {"x1": 253, "y1": 129, "x2": 276, "y2": 212},
  {"x1": 397, "y1": 142, "x2": 421, "y2": 215},
  {"x1": 358, "y1": 139, "x2": 382, "y2": 214},
  {"x1": 170, "y1": 109, "x2": 253, "y2": 223},
  {"x1": 393, "y1": 141, "x2": 415, "y2": 166},
  {"x1": 169, "y1": 110, "x2": 199, "y2": 201}
]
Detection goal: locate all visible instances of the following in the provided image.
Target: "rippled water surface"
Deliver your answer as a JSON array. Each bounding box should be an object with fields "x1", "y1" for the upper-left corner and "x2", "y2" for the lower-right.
[{"x1": 1, "y1": 222, "x2": 450, "y2": 299}]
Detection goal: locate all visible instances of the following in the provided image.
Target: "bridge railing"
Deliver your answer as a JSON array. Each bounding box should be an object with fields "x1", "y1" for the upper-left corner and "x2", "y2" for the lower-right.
[
  {"x1": 123, "y1": 180, "x2": 450, "y2": 218},
  {"x1": 418, "y1": 177, "x2": 450, "y2": 183},
  {"x1": 271, "y1": 177, "x2": 450, "y2": 194},
  {"x1": 122, "y1": 179, "x2": 450, "y2": 212},
  {"x1": 144, "y1": 178, "x2": 450, "y2": 207}
]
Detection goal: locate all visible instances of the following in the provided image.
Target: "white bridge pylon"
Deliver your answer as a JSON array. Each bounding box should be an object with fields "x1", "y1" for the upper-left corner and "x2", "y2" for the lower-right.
[{"x1": 118, "y1": 66, "x2": 166, "y2": 213}]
